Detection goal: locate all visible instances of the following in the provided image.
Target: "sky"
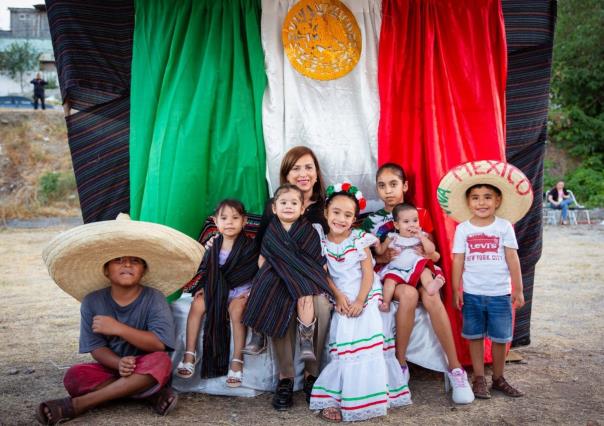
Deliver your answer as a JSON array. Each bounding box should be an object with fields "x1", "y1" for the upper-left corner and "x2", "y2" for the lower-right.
[{"x1": 0, "y1": 1, "x2": 39, "y2": 31}]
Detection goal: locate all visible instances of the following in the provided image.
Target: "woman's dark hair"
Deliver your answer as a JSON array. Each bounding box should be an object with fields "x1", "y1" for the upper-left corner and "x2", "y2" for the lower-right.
[
  {"x1": 465, "y1": 184, "x2": 502, "y2": 198},
  {"x1": 376, "y1": 162, "x2": 407, "y2": 183},
  {"x1": 273, "y1": 183, "x2": 304, "y2": 203},
  {"x1": 326, "y1": 191, "x2": 360, "y2": 217},
  {"x1": 279, "y1": 146, "x2": 326, "y2": 202},
  {"x1": 392, "y1": 202, "x2": 417, "y2": 221},
  {"x1": 214, "y1": 199, "x2": 247, "y2": 216}
]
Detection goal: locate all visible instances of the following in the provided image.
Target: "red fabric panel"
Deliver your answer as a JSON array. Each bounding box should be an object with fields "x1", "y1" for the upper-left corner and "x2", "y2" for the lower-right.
[{"x1": 378, "y1": 0, "x2": 507, "y2": 365}]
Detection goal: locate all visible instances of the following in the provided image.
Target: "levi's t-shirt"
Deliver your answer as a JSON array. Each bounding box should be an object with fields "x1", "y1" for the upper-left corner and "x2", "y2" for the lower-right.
[{"x1": 452, "y1": 216, "x2": 518, "y2": 296}]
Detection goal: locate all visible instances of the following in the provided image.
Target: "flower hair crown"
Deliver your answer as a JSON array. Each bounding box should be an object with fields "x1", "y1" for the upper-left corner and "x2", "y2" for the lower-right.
[{"x1": 326, "y1": 182, "x2": 367, "y2": 210}]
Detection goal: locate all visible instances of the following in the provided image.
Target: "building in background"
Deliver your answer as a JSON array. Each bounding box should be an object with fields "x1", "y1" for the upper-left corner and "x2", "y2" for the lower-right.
[{"x1": 0, "y1": 4, "x2": 57, "y2": 97}]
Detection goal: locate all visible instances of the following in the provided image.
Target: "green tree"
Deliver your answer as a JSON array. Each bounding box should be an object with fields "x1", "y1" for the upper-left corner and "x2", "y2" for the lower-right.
[
  {"x1": 0, "y1": 41, "x2": 39, "y2": 93},
  {"x1": 548, "y1": 0, "x2": 604, "y2": 206}
]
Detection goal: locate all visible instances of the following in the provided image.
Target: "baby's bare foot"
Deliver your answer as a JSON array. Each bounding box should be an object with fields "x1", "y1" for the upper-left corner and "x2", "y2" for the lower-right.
[
  {"x1": 424, "y1": 276, "x2": 445, "y2": 296},
  {"x1": 379, "y1": 301, "x2": 391, "y2": 312}
]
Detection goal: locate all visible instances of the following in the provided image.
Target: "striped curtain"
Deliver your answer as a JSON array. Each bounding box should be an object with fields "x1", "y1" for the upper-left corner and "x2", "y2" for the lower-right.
[
  {"x1": 47, "y1": 0, "x2": 133, "y2": 222},
  {"x1": 502, "y1": 0, "x2": 556, "y2": 346}
]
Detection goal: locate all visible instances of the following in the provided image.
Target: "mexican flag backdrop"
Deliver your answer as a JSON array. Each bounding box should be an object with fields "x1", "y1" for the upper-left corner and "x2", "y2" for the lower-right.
[{"x1": 47, "y1": 0, "x2": 555, "y2": 362}]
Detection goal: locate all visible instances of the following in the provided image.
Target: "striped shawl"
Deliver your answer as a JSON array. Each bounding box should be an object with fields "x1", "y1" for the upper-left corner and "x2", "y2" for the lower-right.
[
  {"x1": 243, "y1": 216, "x2": 331, "y2": 337},
  {"x1": 197, "y1": 234, "x2": 258, "y2": 378}
]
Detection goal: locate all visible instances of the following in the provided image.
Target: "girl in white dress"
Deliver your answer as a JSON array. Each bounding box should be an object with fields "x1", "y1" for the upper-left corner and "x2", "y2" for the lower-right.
[{"x1": 310, "y1": 184, "x2": 411, "y2": 422}]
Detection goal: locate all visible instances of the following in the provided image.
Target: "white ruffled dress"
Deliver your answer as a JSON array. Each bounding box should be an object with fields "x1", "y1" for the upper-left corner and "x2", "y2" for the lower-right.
[
  {"x1": 309, "y1": 227, "x2": 412, "y2": 422},
  {"x1": 378, "y1": 233, "x2": 425, "y2": 283}
]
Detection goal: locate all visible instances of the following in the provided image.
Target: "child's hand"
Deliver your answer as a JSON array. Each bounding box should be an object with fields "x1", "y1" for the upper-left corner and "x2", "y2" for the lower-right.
[
  {"x1": 409, "y1": 226, "x2": 422, "y2": 238},
  {"x1": 348, "y1": 299, "x2": 364, "y2": 317},
  {"x1": 453, "y1": 291, "x2": 463, "y2": 310},
  {"x1": 204, "y1": 234, "x2": 217, "y2": 251},
  {"x1": 334, "y1": 291, "x2": 350, "y2": 316},
  {"x1": 376, "y1": 247, "x2": 399, "y2": 264},
  {"x1": 118, "y1": 356, "x2": 136, "y2": 377},
  {"x1": 92, "y1": 315, "x2": 123, "y2": 336},
  {"x1": 512, "y1": 289, "x2": 525, "y2": 308}
]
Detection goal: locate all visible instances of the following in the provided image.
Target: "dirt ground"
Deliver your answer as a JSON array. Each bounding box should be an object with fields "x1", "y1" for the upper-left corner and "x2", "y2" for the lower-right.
[{"x1": 0, "y1": 224, "x2": 603, "y2": 425}]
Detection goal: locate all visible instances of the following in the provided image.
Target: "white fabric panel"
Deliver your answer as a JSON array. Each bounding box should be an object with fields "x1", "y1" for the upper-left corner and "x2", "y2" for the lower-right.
[
  {"x1": 405, "y1": 305, "x2": 449, "y2": 372},
  {"x1": 170, "y1": 294, "x2": 306, "y2": 395},
  {"x1": 261, "y1": 0, "x2": 381, "y2": 202},
  {"x1": 170, "y1": 295, "x2": 446, "y2": 395}
]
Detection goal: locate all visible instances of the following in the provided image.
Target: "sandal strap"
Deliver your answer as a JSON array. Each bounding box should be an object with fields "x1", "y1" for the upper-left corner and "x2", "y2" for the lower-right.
[
  {"x1": 231, "y1": 358, "x2": 244, "y2": 365},
  {"x1": 184, "y1": 351, "x2": 197, "y2": 359},
  {"x1": 227, "y1": 369, "x2": 243, "y2": 379},
  {"x1": 40, "y1": 397, "x2": 75, "y2": 424},
  {"x1": 492, "y1": 376, "x2": 523, "y2": 396}
]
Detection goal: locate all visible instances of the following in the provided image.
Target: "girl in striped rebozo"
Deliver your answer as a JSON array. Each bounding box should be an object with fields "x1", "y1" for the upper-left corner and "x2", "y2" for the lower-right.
[{"x1": 309, "y1": 184, "x2": 411, "y2": 422}]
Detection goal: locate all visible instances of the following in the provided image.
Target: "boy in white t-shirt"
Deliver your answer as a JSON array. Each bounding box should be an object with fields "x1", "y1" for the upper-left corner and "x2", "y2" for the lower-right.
[{"x1": 437, "y1": 160, "x2": 534, "y2": 401}]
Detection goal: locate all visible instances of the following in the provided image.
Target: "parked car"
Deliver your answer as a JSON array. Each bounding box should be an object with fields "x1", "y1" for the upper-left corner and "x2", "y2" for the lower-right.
[{"x1": 0, "y1": 95, "x2": 54, "y2": 109}]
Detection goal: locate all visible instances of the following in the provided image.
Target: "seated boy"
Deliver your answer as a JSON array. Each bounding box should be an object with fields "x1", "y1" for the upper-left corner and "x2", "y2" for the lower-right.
[{"x1": 37, "y1": 215, "x2": 203, "y2": 424}]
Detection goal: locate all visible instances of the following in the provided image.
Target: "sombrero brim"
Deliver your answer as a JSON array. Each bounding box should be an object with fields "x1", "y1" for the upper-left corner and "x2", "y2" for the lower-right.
[
  {"x1": 42, "y1": 216, "x2": 204, "y2": 301},
  {"x1": 437, "y1": 160, "x2": 534, "y2": 224}
]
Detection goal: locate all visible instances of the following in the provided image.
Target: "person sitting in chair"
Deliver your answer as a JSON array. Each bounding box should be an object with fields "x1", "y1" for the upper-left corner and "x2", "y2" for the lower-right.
[{"x1": 547, "y1": 181, "x2": 573, "y2": 225}]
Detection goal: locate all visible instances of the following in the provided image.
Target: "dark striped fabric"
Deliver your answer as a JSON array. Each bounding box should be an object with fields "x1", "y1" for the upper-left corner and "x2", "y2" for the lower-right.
[
  {"x1": 63, "y1": 100, "x2": 130, "y2": 222},
  {"x1": 192, "y1": 234, "x2": 258, "y2": 379},
  {"x1": 243, "y1": 217, "x2": 332, "y2": 338},
  {"x1": 502, "y1": 0, "x2": 556, "y2": 346},
  {"x1": 47, "y1": 0, "x2": 134, "y2": 222},
  {"x1": 181, "y1": 214, "x2": 262, "y2": 293}
]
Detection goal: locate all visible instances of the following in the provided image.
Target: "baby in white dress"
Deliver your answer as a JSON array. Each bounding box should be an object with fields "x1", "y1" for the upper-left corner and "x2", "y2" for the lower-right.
[{"x1": 376, "y1": 203, "x2": 445, "y2": 312}]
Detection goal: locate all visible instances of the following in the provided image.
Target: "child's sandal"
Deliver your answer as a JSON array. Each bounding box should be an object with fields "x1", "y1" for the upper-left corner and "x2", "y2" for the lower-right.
[
  {"x1": 175, "y1": 351, "x2": 196, "y2": 379},
  {"x1": 226, "y1": 358, "x2": 244, "y2": 388}
]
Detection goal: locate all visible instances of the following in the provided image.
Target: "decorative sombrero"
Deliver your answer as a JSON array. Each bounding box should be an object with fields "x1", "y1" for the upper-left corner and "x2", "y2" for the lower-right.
[
  {"x1": 437, "y1": 160, "x2": 534, "y2": 224},
  {"x1": 42, "y1": 214, "x2": 204, "y2": 301},
  {"x1": 282, "y1": 0, "x2": 362, "y2": 81}
]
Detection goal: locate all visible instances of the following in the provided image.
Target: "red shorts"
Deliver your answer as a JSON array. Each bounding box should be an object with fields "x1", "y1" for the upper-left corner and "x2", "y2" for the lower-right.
[
  {"x1": 63, "y1": 351, "x2": 172, "y2": 399},
  {"x1": 383, "y1": 259, "x2": 443, "y2": 288}
]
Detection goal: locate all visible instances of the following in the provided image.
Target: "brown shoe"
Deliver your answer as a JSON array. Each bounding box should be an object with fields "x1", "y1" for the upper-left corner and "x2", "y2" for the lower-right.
[
  {"x1": 472, "y1": 376, "x2": 491, "y2": 399},
  {"x1": 491, "y1": 375, "x2": 524, "y2": 397}
]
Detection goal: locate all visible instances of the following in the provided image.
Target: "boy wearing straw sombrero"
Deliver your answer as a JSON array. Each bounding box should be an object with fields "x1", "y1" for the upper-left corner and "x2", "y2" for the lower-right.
[
  {"x1": 36, "y1": 214, "x2": 204, "y2": 425},
  {"x1": 438, "y1": 160, "x2": 533, "y2": 400}
]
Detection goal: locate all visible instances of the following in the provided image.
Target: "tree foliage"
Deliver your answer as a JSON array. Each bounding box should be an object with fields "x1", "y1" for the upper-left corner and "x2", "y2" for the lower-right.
[
  {"x1": 548, "y1": 0, "x2": 604, "y2": 206},
  {"x1": 0, "y1": 41, "x2": 39, "y2": 93}
]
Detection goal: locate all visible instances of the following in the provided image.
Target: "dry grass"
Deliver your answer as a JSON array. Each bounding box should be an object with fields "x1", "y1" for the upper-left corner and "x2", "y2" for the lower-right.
[
  {"x1": 0, "y1": 224, "x2": 603, "y2": 425},
  {"x1": 0, "y1": 111, "x2": 80, "y2": 221}
]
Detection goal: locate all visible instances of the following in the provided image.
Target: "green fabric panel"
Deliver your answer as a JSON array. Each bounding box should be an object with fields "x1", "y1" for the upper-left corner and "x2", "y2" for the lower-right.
[{"x1": 130, "y1": 0, "x2": 268, "y2": 239}]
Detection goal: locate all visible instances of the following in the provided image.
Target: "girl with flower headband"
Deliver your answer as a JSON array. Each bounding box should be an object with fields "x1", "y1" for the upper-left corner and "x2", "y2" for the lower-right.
[
  {"x1": 309, "y1": 183, "x2": 410, "y2": 422},
  {"x1": 310, "y1": 182, "x2": 411, "y2": 422}
]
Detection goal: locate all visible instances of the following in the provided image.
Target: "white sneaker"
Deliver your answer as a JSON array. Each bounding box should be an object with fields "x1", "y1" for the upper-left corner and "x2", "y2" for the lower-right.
[{"x1": 446, "y1": 368, "x2": 475, "y2": 404}]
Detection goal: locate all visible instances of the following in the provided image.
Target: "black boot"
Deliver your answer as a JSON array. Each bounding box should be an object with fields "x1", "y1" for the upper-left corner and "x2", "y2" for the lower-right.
[
  {"x1": 303, "y1": 374, "x2": 317, "y2": 404},
  {"x1": 272, "y1": 378, "x2": 294, "y2": 410},
  {"x1": 242, "y1": 330, "x2": 266, "y2": 355}
]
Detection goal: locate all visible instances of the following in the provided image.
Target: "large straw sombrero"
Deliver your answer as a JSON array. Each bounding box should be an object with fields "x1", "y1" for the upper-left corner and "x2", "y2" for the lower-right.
[
  {"x1": 437, "y1": 160, "x2": 534, "y2": 224},
  {"x1": 42, "y1": 214, "x2": 204, "y2": 301}
]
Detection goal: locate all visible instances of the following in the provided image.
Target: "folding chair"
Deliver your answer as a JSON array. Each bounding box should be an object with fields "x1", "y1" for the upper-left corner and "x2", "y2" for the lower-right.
[{"x1": 567, "y1": 190, "x2": 591, "y2": 225}]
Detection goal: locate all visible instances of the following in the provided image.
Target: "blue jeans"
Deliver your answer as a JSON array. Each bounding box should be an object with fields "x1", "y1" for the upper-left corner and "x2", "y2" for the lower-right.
[
  {"x1": 549, "y1": 198, "x2": 573, "y2": 221},
  {"x1": 461, "y1": 293, "x2": 512, "y2": 343}
]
